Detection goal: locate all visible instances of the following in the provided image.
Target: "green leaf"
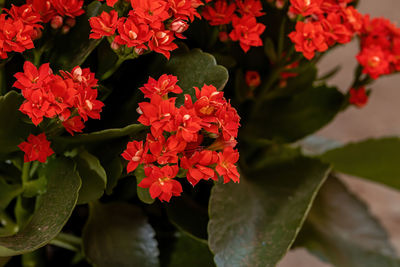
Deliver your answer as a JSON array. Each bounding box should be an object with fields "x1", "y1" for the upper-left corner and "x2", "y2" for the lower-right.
[
  {"x1": 297, "y1": 176, "x2": 400, "y2": 267},
  {"x1": 168, "y1": 232, "x2": 215, "y2": 267},
  {"x1": 134, "y1": 165, "x2": 155, "y2": 204},
  {"x1": 0, "y1": 179, "x2": 22, "y2": 210},
  {"x1": 0, "y1": 91, "x2": 33, "y2": 158},
  {"x1": 82, "y1": 202, "x2": 159, "y2": 267},
  {"x1": 321, "y1": 138, "x2": 400, "y2": 190},
  {"x1": 245, "y1": 85, "x2": 344, "y2": 142},
  {"x1": 0, "y1": 157, "x2": 81, "y2": 256},
  {"x1": 50, "y1": 1, "x2": 108, "y2": 69},
  {"x1": 208, "y1": 155, "x2": 330, "y2": 267},
  {"x1": 104, "y1": 157, "x2": 123, "y2": 195},
  {"x1": 164, "y1": 48, "x2": 229, "y2": 105},
  {"x1": 166, "y1": 195, "x2": 208, "y2": 241},
  {"x1": 75, "y1": 149, "x2": 107, "y2": 204},
  {"x1": 52, "y1": 124, "x2": 145, "y2": 151}
]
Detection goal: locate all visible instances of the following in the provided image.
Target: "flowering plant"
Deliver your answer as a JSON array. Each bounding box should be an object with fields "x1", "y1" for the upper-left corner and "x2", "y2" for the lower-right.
[{"x1": 0, "y1": 0, "x2": 399, "y2": 266}]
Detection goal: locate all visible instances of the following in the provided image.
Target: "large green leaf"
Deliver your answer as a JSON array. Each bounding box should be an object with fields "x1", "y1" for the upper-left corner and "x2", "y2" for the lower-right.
[
  {"x1": 0, "y1": 157, "x2": 81, "y2": 256},
  {"x1": 0, "y1": 91, "x2": 33, "y2": 158},
  {"x1": 168, "y1": 232, "x2": 215, "y2": 267},
  {"x1": 82, "y1": 202, "x2": 159, "y2": 267},
  {"x1": 297, "y1": 176, "x2": 400, "y2": 267},
  {"x1": 75, "y1": 149, "x2": 107, "y2": 204},
  {"x1": 244, "y1": 85, "x2": 344, "y2": 142},
  {"x1": 164, "y1": 48, "x2": 229, "y2": 104},
  {"x1": 208, "y1": 156, "x2": 330, "y2": 267},
  {"x1": 321, "y1": 138, "x2": 400, "y2": 190}
]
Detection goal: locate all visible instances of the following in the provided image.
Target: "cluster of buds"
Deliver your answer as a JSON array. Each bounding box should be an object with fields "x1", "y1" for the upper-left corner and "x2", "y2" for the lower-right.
[
  {"x1": 13, "y1": 61, "x2": 104, "y2": 134},
  {"x1": 201, "y1": 0, "x2": 266, "y2": 52},
  {"x1": 90, "y1": 0, "x2": 203, "y2": 59},
  {"x1": 122, "y1": 74, "x2": 241, "y2": 202}
]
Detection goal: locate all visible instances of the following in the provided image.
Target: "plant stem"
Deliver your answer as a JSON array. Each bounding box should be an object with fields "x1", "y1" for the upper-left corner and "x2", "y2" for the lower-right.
[
  {"x1": 21, "y1": 162, "x2": 31, "y2": 187},
  {"x1": 100, "y1": 56, "x2": 126, "y2": 81},
  {"x1": 49, "y1": 232, "x2": 82, "y2": 252}
]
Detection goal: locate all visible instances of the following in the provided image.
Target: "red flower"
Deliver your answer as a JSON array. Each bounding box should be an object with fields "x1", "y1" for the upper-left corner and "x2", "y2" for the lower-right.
[
  {"x1": 75, "y1": 87, "x2": 104, "y2": 121},
  {"x1": 27, "y1": 0, "x2": 57, "y2": 23},
  {"x1": 18, "y1": 133, "x2": 54, "y2": 163},
  {"x1": 236, "y1": 0, "x2": 265, "y2": 17},
  {"x1": 202, "y1": 0, "x2": 236, "y2": 26},
  {"x1": 245, "y1": 70, "x2": 261, "y2": 87},
  {"x1": 50, "y1": 0, "x2": 84, "y2": 18},
  {"x1": 121, "y1": 140, "x2": 148, "y2": 173},
  {"x1": 148, "y1": 30, "x2": 178, "y2": 59},
  {"x1": 288, "y1": 21, "x2": 328, "y2": 60},
  {"x1": 138, "y1": 94, "x2": 177, "y2": 137},
  {"x1": 89, "y1": 10, "x2": 120, "y2": 39},
  {"x1": 289, "y1": 0, "x2": 322, "y2": 17},
  {"x1": 114, "y1": 15, "x2": 152, "y2": 48},
  {"x1": 5, "y1": 4, "x2": 42, "y2": 28},
  {"x1": 130, "y1": 0, "x2": 171, "y2": 25},
  {"x1": 13, "y1": 61, "x2": 53, "y2": 91},
  {"x1": 62, "y1": 116, "x2": 85, "y2": 135},
  {"x1": 19, "y1": 88, "x2": 54, "y2": 125},
  {"x1": 229, "y1": 15, "x2": 266, "y2": 53},
  {"x1": 175, "y1": 106, "x2": 202, "y2": 142},
  {"x1": 349, "y1": 87, "x2": 368, "y2": 108},
  {"x1": 215, "y1": 147, "x2": 240, "y2": 183},
  {"x1": 181, "y1": 150, "x2": 218, "y2": 186},
  {"x1": 321, "y1": 13, "x2": 353, "y2": 46},
  {"x1": 140, "y1": 74, "x2": 182, "y2": 98},
  {"x1": 356, "y1": 45, "x2": 391, "y2": 79},
  {"x1": 138, "y1": 165, "x2": 182, "y2": 202}
]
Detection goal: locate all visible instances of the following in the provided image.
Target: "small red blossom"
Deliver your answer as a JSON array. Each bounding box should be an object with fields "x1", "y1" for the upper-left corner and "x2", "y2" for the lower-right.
[
  {"x1": 181, "y1": 150, "x2": 218, "y2": 186},
  {"x1": 148, "y1": 30, "x2": 178, "y2": 59},
  {"x1": 215, "y1": 147, "x2": 240, "y2": 183},
  {"x1": 245, "y1": 70, "x2": 261, "y2": 87},
  {"x1": 349, "y1": 87, "x2": 368, "y2": 108},
  {"x1": 288, "y1": 21, "x2": 328, "y2": 60},
  {"x1": 122, "y1": 141, "x2": 148, "y2": 173},
  {"x1": 229, "y1": 15, "x2": 266, "y2": 53},
  {"x1": 13, "y1": 61, "x2": 52, "y2": 91},
  {"x1": 202, "y1": 0, "x2": 236, "y2": 26},
  {"x1": 89, "y1": 10, "x2": 120, "y2": 39},
  {"x1": 18, "y1": 133, "x2": 54, "y2": 163},
  {"x1": 50, "y1": 0, "x2": 84, "y2": 18},
  {"x1": 236, "y1": 0, "x2": 265, "y2": 17},
  {"x1": 140, "y1": 74, "x2": 182, "y2": 98},
  {"x1": 289, "y1": 0, "x2": 322, "y2": 17},
  {"x1": 62, "y1": 116, "x2": 85, "y2": 135},
  {"x1": 138, "y1": 165, "x2": 182, "y2": 202},
  {"x1": 356, "y1": 46, "x2": 391, "y2": 79}
]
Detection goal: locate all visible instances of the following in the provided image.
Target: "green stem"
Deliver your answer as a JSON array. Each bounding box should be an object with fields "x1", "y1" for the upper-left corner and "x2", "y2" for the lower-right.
[
  {"x1": 100, "y1": 56, "x2": 126, "y2": 81},
  {"x1": 49, "y1": 232, "x2": 82, "y2": 252},
  {"x1": 21, "y1": 162, "x2": 31, "y2": 187}
]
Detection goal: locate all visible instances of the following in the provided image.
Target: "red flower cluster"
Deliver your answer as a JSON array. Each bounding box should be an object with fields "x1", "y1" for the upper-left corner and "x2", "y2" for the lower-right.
[
  {"x1": 356, "y1": 17, "x2": 400, "y2": 79},
  {"x1": 288, "y1": 0, "x2": 362, "y2": 59},
  {"x1": 18, "y1": 133, "x2": 54, "y2": 163},
  {"x1": 349, "y1": 86, "x2": 368, "y2": 107},
  {"x1": 13, "y1": 61, "x2": 104, "y2": 135},
  {"x1": 0, "y1": 4, "x2": 42, "y2": 59},
  {"x1": 122, "y1": 74, "x2": 241, "y2": 202},
  {"x1": 0, "y1": 1, "x2": 86, "y2": 59},
  {"x1": 91, "y1": 0, "x2": 203, "y2": 59},
  {"x1": 202, "y1": 0, "x2": 266, "y2": 52}
]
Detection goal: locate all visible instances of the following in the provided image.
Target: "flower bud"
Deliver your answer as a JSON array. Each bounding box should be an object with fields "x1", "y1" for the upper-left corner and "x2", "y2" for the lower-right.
[
  {"x1": 219, "y1": 31, "x2": 229, "y2": 42},
  {"x1": 50, "y1": 15, "x2": 63, "y2": 29},
  {"x1": 61, "y1": 25, "x2": 70, "y2": 34},
  {"x1": 169, "y1": 19, "x2": 188, "y2": 34},
  {"x1": 110, "y1": 40, "x2": 121, "y2": 50},
  {"x1": 65, "y1": 18, "x2": 76, "y2": 28}
]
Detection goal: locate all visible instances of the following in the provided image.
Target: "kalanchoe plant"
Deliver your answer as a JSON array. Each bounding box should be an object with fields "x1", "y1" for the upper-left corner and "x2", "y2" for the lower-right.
[{"x1": 1, "y1": 0, "x2": 400, "y2": 266}]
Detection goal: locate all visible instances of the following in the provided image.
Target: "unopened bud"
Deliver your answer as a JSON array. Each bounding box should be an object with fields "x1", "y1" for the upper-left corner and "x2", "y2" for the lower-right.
[
  {"x1": 65, "y1": 17, "x2": 76, "y2": 28},
  {"x1": 134, "y1": 47, "x2": 144, "y2": 55},
  {"x1": 169, "y1": 19, "x2": 188, "y2": 34},
  {"x1": 219, "y1": 31, "x2": 229, "y2": 42},
  {"x1": 61, "y1": 25, "x2": 70, "y2": 34},
  {"x1": 50, "y1": 15, "x2": 63, "y2": 29},
  {"x1": 110, "y1": 41, "x2": 121, "y2": 50}
]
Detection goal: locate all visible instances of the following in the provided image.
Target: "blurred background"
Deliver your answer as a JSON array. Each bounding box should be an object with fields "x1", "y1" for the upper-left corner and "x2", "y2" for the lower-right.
[{"x1": 278, "y1": 0, "x2": 400, "y2": 266}]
